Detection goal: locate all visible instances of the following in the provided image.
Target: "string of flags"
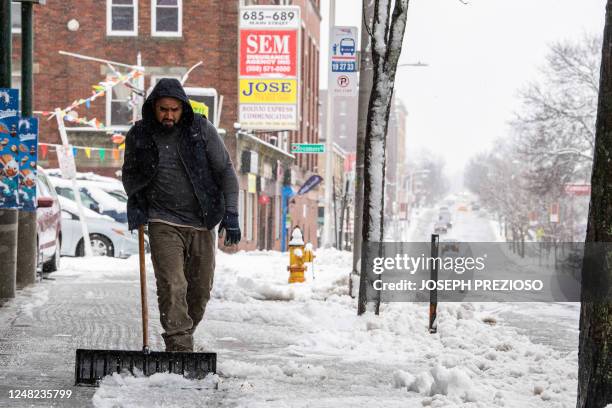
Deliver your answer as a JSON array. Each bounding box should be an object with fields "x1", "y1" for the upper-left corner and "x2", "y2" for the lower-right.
[
  {"x1": 39, "y1": 142, "x2": 125, "y2": 162},
  {"x1": 33, "y1": 69, "x2": 143, "y2": 131}
]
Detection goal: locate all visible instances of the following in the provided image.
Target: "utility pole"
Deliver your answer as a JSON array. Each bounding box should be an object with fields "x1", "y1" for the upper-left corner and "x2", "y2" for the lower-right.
[
  {"x1": 349, "y1": 0, "x2": 374, "y2": 297},
  {"x1": 0, "y1": 0, "x2": 18, "y2": 302},
  {"x1": 17, "y1": 0, "x2": 37, "y2": 288},
  {"x1": 322, "y1": 0, "x2": 335, "y2": 248}
]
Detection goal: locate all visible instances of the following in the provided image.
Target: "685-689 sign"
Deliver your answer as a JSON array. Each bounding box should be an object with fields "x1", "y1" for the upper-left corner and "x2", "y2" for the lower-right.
[
  {"x1": 243, "y1": 10, "x2": 296, "y2": 22},
  {"x1": 241, "y1": 8, "x2": 299, "y2": 28}
]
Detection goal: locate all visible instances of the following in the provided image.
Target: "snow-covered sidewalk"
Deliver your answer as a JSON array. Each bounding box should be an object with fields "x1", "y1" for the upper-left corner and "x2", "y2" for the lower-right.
[{"x1": 0, "y1": 247, "x2": 579, "y2": 407}]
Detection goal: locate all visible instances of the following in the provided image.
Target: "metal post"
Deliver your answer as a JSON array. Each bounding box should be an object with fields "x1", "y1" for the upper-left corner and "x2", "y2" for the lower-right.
[
  {"x1": 0, "y1": 0, "x2": 18, "y2": 301},
  {"x1": 350, "y1": 0, "x2": 374, "y2": 297},
  {"x1": 0, "y1": 0, "x2": 10, "y2": 85},
  {"x1": 322, "y1": 0, "x2": 335, "y2": 247},
  {"x1": 332, "y1": 176, "x2": 338, "y2": 248},
  {"x1": 429, "y1": 234, "x2": 439, "y2": 333},
  {"x1": 55, "y1": 108, "x2": 93, "y2": 257},
  {"x1": 17, "y1": 0, "x2": 37, "y2": 287}
]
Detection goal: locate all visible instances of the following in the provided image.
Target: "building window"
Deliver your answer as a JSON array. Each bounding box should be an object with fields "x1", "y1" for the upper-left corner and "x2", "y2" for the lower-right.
[
  {"x1": 107, "y1": 0, "x2": 138, "y2": 36},
  {"x1": 11, "y1": 71, "x2": 21, "y2": 94},
  {"x1": 152, "y1": 0, "x2": 182, "y2": 37},
  {"x1": 11, "y1": 2, "x2": 21, "y2": 34},
  {"x1": 106, "y1": 83, "x2": 133, "y2": 129},
  {"x1": 147, "y1": 74, "x2": 183, "y2": 96}
]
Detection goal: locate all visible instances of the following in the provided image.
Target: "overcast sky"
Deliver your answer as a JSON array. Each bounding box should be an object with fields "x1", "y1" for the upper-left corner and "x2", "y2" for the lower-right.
[{"x1": 320, "y1": 0, "x2": 606, "y2": 178}]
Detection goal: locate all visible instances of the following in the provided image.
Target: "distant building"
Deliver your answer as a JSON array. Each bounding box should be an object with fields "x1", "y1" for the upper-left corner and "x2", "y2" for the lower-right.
[{"x1": 386, "y1": 97, "x2": 408, "y2": 224}]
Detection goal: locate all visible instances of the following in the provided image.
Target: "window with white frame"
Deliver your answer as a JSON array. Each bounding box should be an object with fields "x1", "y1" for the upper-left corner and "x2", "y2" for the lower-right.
[
  {"x1": 11, "y1": 71, "x2": 21, "y2": 94},
  {"x1": 11, "y1": 2, "x2": 21, "y2": 34},
  {"x1": 106, "y1": 82, "x2": 133, "y2": 128},
  {"x1": 147, "y1": 74, "x2": 183, "y2": 96},
  {"x1": 107, "y1": 0, "x2": 138, "y2": 36},
  {"x1": 152, "y1": 0, "x2": 182, "y2": 37}
]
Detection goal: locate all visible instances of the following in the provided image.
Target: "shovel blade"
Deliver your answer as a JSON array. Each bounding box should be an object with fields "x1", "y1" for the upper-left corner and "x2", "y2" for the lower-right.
[{"x1": 75, "y1": 348, "x2": 216, "y2": 386}]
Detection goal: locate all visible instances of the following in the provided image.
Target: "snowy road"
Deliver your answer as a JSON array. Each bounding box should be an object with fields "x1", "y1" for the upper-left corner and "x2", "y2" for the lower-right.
[
  {"x1": 407, "y1": 204, "x2": 580, "y2": 354},
  {"x1": 0, "y1": 206, "x2": 580, "y2": 407}
]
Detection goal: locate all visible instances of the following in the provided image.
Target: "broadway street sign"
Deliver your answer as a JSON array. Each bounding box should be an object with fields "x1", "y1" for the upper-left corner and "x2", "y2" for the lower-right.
[{"x1": 291, "y1": 143, "x2": 325, "y2": 154}]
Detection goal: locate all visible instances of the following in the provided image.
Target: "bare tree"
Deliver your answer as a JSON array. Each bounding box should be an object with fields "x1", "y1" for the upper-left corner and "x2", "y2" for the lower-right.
[
  {"x1": 513, "y1": 35, "x2": 600, "y2": 195},
  {"x1": 357, "y1": 0, "x2": 410, "y2": 316},
  {"x1": 577, "y1": 1, "x2": 612, "y2": 406}
]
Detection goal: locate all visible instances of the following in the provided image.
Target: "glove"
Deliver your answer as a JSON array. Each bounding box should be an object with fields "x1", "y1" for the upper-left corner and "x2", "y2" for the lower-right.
[{"x1": 218, "y1": 212, "x2": 241, "y2": 246}]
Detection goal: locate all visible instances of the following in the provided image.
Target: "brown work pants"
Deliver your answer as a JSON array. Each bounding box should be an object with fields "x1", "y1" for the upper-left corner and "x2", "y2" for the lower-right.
[{"x1": 149, "y1": 222, "x2": 216, "y2": 352}]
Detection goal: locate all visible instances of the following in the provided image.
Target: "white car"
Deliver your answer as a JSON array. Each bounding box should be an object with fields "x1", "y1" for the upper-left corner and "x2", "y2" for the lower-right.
[
  {"x1": 58, "y1": 196, "x2": 147, "y2": 258},
  {"x1": 49, "y1": 176, "x2": 128, "y2": 224}
]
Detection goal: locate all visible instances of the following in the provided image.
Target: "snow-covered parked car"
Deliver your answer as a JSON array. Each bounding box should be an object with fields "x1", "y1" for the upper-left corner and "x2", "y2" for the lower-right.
[
  {"x1": 58, "y1": 196, "x2": 147, "y2": 258},
  {"x1": 36, "y1": 167, "x2": 62, "y2": 272},
  {"x1": 49, "y1": 176, "x2": 128, "y2": 224},
  {"x1": 46, "y1": 169, "x2": 126, "y2": 198}
]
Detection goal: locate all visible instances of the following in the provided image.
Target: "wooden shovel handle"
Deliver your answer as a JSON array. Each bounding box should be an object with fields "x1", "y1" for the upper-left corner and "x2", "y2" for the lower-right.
[{"x1": 138, "y1": 225, "x2": 149, "y2": 351}]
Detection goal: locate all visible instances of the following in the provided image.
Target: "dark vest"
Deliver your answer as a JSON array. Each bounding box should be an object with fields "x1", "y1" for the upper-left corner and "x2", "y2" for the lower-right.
[{"x1": 125, "y1": 116, "x2": 225, "y2": 230}]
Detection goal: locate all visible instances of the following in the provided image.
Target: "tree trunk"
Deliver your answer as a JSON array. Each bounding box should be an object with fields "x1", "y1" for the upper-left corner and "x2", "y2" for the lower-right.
[
  {"x1": 350, "y1": 0, "x2": 375, "y2": 298},
  {"x1": 357, "y1": 0, "x2": 410, "y2": 315},
  {"x1": 577, "y1": 1, "x2": 612, "y2": 406}
]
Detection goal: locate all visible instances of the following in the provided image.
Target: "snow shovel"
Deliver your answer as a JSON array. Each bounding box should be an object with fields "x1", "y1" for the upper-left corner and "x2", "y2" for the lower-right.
[{"x1": 74, "y1": 225, "x2": 217, "y2": 386}]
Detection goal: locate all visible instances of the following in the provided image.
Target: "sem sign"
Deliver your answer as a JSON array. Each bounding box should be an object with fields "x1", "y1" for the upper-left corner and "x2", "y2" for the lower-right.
[{"x1": 239, "y1": 5, "x2": 300, "y2": 130}]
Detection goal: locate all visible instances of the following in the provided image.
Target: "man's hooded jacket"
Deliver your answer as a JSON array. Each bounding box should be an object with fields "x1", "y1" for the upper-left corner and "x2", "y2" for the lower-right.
[{"x1": 122, "y1": 78, "x2": 238, "y2": 230}]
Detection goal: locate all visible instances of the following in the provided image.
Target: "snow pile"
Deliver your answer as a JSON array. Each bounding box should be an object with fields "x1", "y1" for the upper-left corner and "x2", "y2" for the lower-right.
[
  {"x1": 53, "y1": 245, "x2": 580, "y2": 407},
  {"x1": 93, "y1": 372, "x2": 219, "y2": 408},
  {"x1": 219, "y1": 359, "x2": 327, "y2": 381},
  {"x1": 54, "y1": 255, "x2": 142, "y2": 282}
]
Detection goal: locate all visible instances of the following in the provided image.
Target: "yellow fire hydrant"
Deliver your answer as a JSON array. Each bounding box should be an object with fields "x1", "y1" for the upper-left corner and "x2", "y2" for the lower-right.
[{"x1": 287, "y1": 227, "x2": 315, "y2": 283}]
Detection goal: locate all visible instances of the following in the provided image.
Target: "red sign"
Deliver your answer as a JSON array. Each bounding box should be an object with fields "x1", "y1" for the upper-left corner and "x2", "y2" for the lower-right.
[
  {"x1": 240, "y1": 30, "x2": 297, "y2": 77},
  {"x1": 258, "y1": 194, "x2": 270, "y2": 205},
  {"x1": 564, "y1": 184, "x2": 591, "y2": 196},
  {"x1": 344, "y1": 153, "x2": 356, "y2": 172}
]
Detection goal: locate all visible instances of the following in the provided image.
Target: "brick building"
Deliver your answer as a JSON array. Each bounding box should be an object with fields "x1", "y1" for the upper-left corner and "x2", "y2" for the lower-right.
[{"x1": 9, "y1": 0, "x2": 321, "y2": 251}]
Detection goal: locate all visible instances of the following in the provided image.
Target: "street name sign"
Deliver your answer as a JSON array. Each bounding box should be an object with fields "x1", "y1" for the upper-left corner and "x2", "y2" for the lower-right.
[{"x1": 291, "y1": 143, "x2": 325, "y2": 154}]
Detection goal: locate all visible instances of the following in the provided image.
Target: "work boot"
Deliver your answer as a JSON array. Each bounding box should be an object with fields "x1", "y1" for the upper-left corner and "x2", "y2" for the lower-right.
[{"x1": 163, "y1": 333, "x2": 194, "y2": 352}]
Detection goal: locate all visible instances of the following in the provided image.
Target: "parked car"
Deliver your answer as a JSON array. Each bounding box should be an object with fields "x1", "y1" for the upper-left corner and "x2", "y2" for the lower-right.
[
  {"x1": 46, "y1": 169, "x2": 126, "y2": 197},
  {"x1": 49, "y1": 176, "x2": 128, "y2": 224},
  {"x1": 36, "y1": 167, "x2": 62, "y2": 272},
  {"x1": 58, "y1": 196, "x2": 147, "y2": 258}
]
